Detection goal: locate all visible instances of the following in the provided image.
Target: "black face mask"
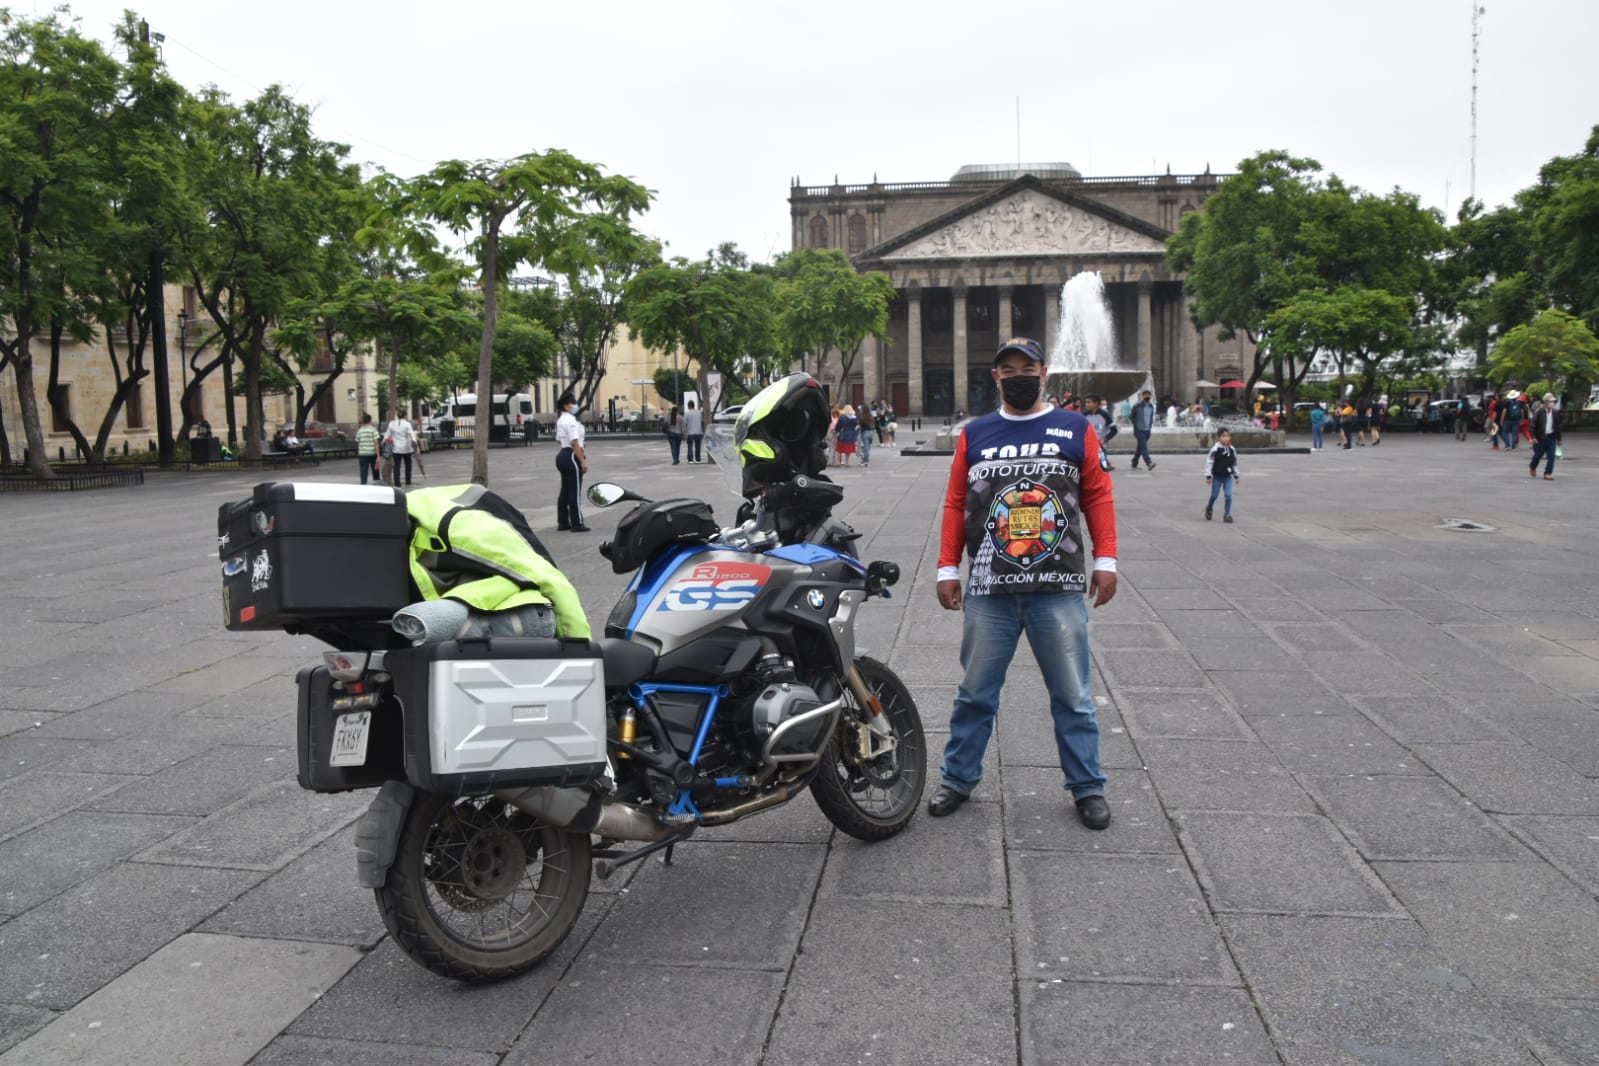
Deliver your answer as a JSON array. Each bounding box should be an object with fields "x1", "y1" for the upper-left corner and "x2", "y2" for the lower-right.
[{"x1": 999, "y1": 374, "x2": 1043, "y2": 409}]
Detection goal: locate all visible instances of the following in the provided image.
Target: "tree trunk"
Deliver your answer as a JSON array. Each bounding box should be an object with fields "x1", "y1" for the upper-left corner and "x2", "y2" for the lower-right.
[
  {"x1": 12, "y1": 340, "x2": 53, "y2": 478},
  {"x1": 472, "y1": 227, "x2": 500, "y2": 487}
]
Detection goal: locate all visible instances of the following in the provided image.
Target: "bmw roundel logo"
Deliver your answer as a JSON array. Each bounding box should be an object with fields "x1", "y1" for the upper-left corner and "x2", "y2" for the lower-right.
[{"x1": 806, "y1": 589, "x2": 827, "y2": 610}]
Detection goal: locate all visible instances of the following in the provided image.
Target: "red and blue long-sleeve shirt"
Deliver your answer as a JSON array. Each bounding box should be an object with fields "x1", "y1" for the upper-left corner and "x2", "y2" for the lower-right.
[{"x1": 937, "y1": 406, "x2": 1118, "y2": 596}]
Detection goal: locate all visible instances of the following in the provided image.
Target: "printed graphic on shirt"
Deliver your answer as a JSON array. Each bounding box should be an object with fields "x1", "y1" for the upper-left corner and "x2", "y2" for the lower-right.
[{"x1": 986, "y1": 479, "x2": 1064, "y2": 567}]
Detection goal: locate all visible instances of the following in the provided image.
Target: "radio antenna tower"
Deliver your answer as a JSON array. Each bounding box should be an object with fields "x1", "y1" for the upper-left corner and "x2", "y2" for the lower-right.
[{"x1": 1470, "y1": 3, "x2": 1484, "y2": 203}]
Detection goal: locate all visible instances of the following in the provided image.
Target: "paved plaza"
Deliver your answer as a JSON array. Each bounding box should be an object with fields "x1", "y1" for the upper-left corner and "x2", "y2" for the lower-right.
[{"x1": 1, "y1": 430, "x2": 1596, "y2": 1065}]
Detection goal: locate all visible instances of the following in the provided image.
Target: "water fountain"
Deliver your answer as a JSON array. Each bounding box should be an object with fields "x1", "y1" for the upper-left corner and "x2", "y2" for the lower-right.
[{"x1": 1045, "y1": 271, "x2": 1150, "y2": 407}]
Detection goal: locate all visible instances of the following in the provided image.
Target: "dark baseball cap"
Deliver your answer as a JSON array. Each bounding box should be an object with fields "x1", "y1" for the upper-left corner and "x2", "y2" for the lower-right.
[{"x1": 995, "y1": 337, "x2": 1045, "y2": 364}]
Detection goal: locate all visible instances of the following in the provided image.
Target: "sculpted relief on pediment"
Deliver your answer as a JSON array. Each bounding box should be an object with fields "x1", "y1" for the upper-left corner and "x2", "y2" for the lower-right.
[{"x1": 893, "y1": 189, "x2": 1167, "y2": 259}]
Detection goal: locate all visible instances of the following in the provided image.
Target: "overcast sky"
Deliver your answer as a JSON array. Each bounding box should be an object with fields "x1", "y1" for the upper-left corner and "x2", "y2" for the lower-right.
[{"x1": 47, "y1": 0, "x2": 1599, "y2": 263}]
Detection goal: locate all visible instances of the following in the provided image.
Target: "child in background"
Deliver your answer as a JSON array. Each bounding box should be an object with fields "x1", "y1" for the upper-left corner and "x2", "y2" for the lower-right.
[{"x1": 1205, "y1": 428, "x2": 1240, "y2": 523}]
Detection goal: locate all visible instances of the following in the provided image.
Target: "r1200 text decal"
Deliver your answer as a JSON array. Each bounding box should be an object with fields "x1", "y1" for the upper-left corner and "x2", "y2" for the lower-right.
[{"x1": 655, "y1": 561, "x2": 771, "y2": 612}]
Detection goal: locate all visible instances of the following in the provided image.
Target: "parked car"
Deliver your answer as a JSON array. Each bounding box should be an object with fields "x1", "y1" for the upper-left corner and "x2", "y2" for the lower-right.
[
  {"x1": 712, "y1": 403, "x2": 745, "y2": 424},
  {"x1": 297, "y1": 420, "x2": 346, "y2": 440}
]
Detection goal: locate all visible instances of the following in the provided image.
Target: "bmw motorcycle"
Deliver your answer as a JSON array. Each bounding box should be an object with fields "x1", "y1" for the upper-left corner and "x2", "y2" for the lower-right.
[{"x1": 280, "y1": 439, "x2": 924, "y2": 983}]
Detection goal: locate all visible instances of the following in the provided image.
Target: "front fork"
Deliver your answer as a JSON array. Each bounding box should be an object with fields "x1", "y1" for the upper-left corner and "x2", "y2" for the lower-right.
[{"x1": 842, "y1": 665, "x2": 896, "y2": 761}]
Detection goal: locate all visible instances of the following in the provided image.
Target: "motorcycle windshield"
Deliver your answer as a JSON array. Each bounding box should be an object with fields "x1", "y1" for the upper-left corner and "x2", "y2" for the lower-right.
[{"x1": 704, "y1": 424, "x2": 745, "y2": 504}]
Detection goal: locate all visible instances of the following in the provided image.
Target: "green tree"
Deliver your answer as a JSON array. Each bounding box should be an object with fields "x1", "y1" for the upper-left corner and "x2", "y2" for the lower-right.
[
  {"x1": 403, "y1": 152, "x2": 650, "y2": 485},
  {"x1": 0, "y1": 11, "x2": 123, "y2": 474},
  {"x1": 772, "y1": 248, "x2": 894, "y2": 398},
  {"x1": 625, "y1": 244, "x2": 779, "y2": 406},
  {"x1": 175, "y1": 85, "x2": 362, "y2": 458},
  {"x1": 1528, "y1": 126, "x2": 1599, "y2": 331},
  {"x1": 1488, "y1": 309, "x2": 1599, "y2": 399}
]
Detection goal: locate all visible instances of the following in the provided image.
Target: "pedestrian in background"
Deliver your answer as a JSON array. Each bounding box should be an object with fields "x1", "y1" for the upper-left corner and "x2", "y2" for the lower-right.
[
  {"x1": 554, "y1": 393, "x2": 589, "y2": 531},
  {"x1": 1205, "y1": 428, "x2": 1240, "y2": 523},
  {"x1": 856, "y1": 403, "x2": 876, "y2": 468},
  {"x1": 385, "y1": 411, "x2": 417, "y2": 486},
  {"x1": 1499, "y1": 390, "x2": 1526, "y2": 451},
  {"x1": 683, "y1": 399, "x2": 704, "y2": 463},
  {"x1": 1529, "y1": 393, "x2": 1562, "y2": 480},
  {"x1": 1129, "y1": 389, "x2": 1157, "y2": 470},
  {"x1": 665, "y1": 404, "x2": 683, "y2": 465},
  {"x1": 834, "y1": 404, "x2": 859, "y2": 467},
  {"x1": 1309, "y1": 403, "x2": 1326, "y2": 451},
  {"x1": 355, "y1": 412, "x2": 380, "y2": 484}
]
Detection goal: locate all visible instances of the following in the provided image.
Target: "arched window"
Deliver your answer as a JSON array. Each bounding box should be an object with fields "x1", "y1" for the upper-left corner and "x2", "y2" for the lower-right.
[
  {"x1": 848, "y1": 214, "x2": 867, "y2": 254},
  {"x1": 809, "y1": 215, "x2": 829, "y2": 247}
]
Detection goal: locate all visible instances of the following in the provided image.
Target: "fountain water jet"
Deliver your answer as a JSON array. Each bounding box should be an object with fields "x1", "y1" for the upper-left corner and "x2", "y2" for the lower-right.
[{"x1": 1045, "y1": 272, "x2": 1150, "y2": 407}]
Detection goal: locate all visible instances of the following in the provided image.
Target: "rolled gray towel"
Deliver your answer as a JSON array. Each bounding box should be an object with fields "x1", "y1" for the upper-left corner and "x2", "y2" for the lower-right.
[
  {"x1": 391, "y1": 600, "x2": 557, "y2": 644},
  {"x1": 392, "y1": 599, "x2": 470, "y2": 644}
]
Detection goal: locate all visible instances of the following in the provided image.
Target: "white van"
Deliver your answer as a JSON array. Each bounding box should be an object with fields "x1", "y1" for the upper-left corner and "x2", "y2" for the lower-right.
[{"x1": 430, "y1": 393, "x2": 534, "y2": 440}]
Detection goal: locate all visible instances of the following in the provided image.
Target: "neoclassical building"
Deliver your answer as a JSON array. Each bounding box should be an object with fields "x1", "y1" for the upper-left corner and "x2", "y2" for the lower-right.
[{"x1": 789, "y1": 163, "x2": 1253, "y2": 415}]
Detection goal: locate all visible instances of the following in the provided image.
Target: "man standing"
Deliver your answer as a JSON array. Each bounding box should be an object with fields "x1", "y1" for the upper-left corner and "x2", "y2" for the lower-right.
[
  {"x1": 1130, "y1": 389, "x2": 1156, "y2": 470},
  {"x1": 355, "y1": 413, "x2": 380, "y2": 484},
  {"x1": 1529, "y1": 393, "x2": 1561, "y2": 480},
  {"x1": 929, "y1": 337, "x2": 1119, "y2": 831},
  {"x1": 1500, "y1": 390, "x2": 1526, "y2": 451},
  {"x1": 554, "y1": 393, "x2": 589, "y2": 531},
  {"x1": 683, "y1": 399, "x2": 704, "y2": 463},
  {"x1": 386, "y1": 411, "x2": 417, "y2": 486}
]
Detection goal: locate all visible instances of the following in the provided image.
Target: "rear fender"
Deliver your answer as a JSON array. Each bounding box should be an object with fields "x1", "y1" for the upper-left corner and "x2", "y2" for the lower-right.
[{"x1": 354, "y1": 780, "x2": 414, "y2": 888}]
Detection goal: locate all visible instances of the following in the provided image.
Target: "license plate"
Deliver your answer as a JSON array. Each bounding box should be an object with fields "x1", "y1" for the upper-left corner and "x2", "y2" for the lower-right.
[{"x1": 329, "y1": 711, "x2": 372, "y2": 767}]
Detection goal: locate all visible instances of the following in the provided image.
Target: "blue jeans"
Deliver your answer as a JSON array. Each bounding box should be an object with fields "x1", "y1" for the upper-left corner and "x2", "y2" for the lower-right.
[
  {"x1": 1207, "y1": 475, "x2": 1233, "y2": 515},
  {"x1": 1311, "y1": 424, "x2": 1323, "y2": 449},
  {"x1": 686, "y1": 434, "x2": 703, "y2": 462},
  {"x1": 1500, "y1": 419, "x2": 1521, "y2": 449},
  {"x1": 859, "y1": 432, "x2": 873, "y2": 465},
  {"x1": 667, "y1": 431, "x2": 682, "y2": 463},
  {"x1": 941, "y1": 590, "x2": 1105, "y2": 800},
  {"x1": 1530, "y1": 437, "x2": 1557, "y2": 475},
  {"x1": 1131, "y1": 429, "x2": 1153, "y2": 467},
  {"x1": 358, "y1": 455, "x2": 378, "y2": 484}
]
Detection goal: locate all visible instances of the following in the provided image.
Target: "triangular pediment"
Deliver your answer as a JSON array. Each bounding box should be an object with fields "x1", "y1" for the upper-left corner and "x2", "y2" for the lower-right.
[{"x1": 863, "y1": 177, "x2": 1170, "y2": 261}]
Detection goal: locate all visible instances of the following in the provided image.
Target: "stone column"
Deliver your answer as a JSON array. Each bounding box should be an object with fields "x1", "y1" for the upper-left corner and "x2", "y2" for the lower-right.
[
  {"x1": 907, "y1": 283, "x2": 924, "y2": 415},
  {"x1": 1137, "y1": 281, "x2": 1153, "y2": 374},
  {"x1": 998, "y1": 284, "x2": 1013, "y2": 340},
  {"x1": 1043, "y1": 284, "x2": 1060, "y2": 360},
  {"x1": 861, "y1": 334, "x2": 879, "y2": 405},
  {"x1": 952, "y1": 284, "x2": 969, "y2": 415}
]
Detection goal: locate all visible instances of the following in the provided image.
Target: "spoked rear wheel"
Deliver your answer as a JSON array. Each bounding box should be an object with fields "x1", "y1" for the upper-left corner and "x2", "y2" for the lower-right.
[
  {"x1": 810, "y1": 656, "x2": 926, "y2": 840},
  {"x1": 376, "y1": 790, "x2": 590, "y2": 982}
]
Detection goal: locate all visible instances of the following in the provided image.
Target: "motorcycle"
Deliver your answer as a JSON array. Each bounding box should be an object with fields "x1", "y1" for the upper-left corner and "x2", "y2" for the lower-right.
[{"x1": 269, "y1": 439, "x2": 925, "y2": 983}]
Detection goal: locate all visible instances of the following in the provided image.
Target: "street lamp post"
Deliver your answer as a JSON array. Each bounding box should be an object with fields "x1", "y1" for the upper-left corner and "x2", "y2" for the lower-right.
[{"x1": 176, "y1": 310, "x2": 188, "y2": 418}]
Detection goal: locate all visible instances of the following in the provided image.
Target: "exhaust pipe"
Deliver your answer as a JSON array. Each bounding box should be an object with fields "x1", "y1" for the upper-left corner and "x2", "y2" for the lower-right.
[{"x1": 496, "y1": 786, "x2": 674, "y2": 843}]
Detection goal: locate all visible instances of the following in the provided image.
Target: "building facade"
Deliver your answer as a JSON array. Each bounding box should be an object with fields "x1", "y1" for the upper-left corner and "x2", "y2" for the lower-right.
[{"x1": 789, "y1": 163, "x2": 1254, "y2": 415}]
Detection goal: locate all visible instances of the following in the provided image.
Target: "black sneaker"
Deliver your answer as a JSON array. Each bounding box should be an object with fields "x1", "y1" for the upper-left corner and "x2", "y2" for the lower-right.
[
  {"x1": 1075, "y1": 794, "x2": 1111, "y2": 830},
  {"x1": 927, "y1": 786, "x2": 969, "y2": 817},
  {"x1": 1205, "y1": 508, "x2": 1213, "y2": 521},
  {"x1": 1148, "y1": 462, "x2": 1156, "y2": 471},
  {"x1": 1223, "y1": 515, "x2": 1234, "y2": 523}
]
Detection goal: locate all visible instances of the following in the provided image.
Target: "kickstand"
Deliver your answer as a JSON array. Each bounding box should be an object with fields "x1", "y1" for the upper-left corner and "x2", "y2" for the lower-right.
[{"x1": 661, "y1": 842, "x2": 676, "y2": 866}]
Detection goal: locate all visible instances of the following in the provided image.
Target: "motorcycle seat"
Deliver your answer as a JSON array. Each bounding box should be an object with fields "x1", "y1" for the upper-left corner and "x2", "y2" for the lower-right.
[{"x1": 599, "y1": 638, "x2": 657, "y2": 690}]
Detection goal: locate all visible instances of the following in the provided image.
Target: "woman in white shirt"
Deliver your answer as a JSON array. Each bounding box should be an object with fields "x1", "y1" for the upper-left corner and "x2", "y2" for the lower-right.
[{"x1": 554, "y1": 394, "x2": 589, "y2": 531}]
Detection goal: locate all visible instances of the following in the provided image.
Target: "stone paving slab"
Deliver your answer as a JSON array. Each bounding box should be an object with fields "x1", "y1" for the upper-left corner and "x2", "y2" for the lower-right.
[
  {"x1": 1220, "y1": 914, "x2": 1540, "y2": 1066},
  {"x1": 1019, "y1": 981, "x2": 1279, "y2": 1066},
  {"x1": 135, "y1": 779, "x2": 366, "y2": 871},
  {"x1": 1175, "y1": 810, "x2": 1407, "y2": 917},
  {"x1": 249, "y1": 1036, "x2": 500, "y2": 1066},
  {"x1": 0, "y1": 933, "x2": 357, "y2": 1066},
  {"x1": 503, "y1": 962, "x2": 783, "y2": 1066},
  {"x1": 1002, "y1": 765, "x2": 1179, "y2": 854},
  {"x1": 1377, "y1": 859, "x2": 1599, "y2": 1000},
  {"x1": 1304, "y1": 773, "x2": 1530, "y2": 861},
  {"x1": 764, "y1": 899, "x2": 1015, "y2": 1066},
  {"x1": 1011, "y1": 851, "x2": 1237, "y2": 986},
  {"x1": 0, "y1": 771, "x2": 141, "y2": 841},
  {"x1": 0, "y1": 862, "x2": 261, "y2": 1010},
  {"x1": 0, "y1": 811, "x2": 193, "y2": 916}
]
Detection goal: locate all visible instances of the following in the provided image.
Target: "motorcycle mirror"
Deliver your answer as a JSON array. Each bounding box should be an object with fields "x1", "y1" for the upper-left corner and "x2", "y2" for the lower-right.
[{"x1": 587, "y1": 483, "x2": 648, "y2": 507}]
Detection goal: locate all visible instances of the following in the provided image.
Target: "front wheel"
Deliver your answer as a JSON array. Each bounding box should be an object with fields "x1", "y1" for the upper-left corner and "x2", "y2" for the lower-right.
[
  {"x1": 375, "y1": 790, "x2": 591, "y2": 983},
  {"x1": 810, "y1": 656, "x2": 926, "y2": 841}
]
